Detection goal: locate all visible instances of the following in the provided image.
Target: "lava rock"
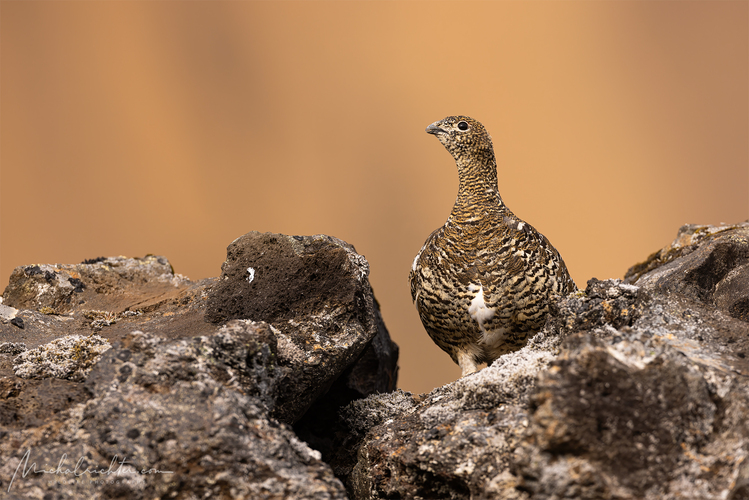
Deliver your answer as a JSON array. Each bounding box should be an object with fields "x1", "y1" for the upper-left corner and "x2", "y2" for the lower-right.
[
  {"x1": 0, "y1": 233, "x2": 398, "y2": 499},
  {"x1": 515, "y1": 337, "x2": 716, "y2": 498},
  {"x1": 346, "y1": 332, "x2": 563, "y2": 500},
  {"x1": 625, "y1": 221, "x2": 749, "y2": 322},
  {"x1": 293, "y1": 297, "x2": 399, "y2": 479},
  {"x1": 6, "y1": 222, "x2": 746, "y2": 500},
  {"x1": 205, "y1": 232, "x2": 370, "y2": 325},
  {"x1": 2, "y1": 255, "x2": 184, "y2": 314},
  {"x1": 205, "y1": 232, "x2": 397, "y2": 424},
  {"x1": 13, "y1": 334, "x2": 111, "y2": 381},
  {"x1": 0, "y1": 328, "x2": 348, "y2": 499}
]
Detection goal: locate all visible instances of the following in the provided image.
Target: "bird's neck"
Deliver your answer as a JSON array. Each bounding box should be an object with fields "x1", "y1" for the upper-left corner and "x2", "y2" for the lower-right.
[{"x1": 449, "y1": 154, "x2": 506, "y2": 223}]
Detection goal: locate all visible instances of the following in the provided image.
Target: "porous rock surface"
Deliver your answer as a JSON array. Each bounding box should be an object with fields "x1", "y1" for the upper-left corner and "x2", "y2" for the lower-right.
[
  {"x1": 205, "y1": 232, "x2": 396, "y2": 423},
  {"x1": 0, "y1": 232, "x2": 397, "y2": 499}
]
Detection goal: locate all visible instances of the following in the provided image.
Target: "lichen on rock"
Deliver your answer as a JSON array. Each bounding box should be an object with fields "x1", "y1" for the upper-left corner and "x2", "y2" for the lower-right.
[{"x1": 13, "y1": 334, "x2": 111, "y2": 381}]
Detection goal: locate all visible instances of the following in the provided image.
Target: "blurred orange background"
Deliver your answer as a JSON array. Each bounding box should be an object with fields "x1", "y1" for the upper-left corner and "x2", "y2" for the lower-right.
[{"x1": 2, "y1": 1, "x2": 747, "y2": 394}]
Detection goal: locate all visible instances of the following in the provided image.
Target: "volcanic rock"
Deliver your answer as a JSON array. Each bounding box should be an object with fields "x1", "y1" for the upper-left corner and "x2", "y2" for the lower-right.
[
  {"x1": 3, "y1": 223, "x2": 748, "y2": 500},
  {"x1": 0, "y1": 232, "x2": 397, "y2": 499}
]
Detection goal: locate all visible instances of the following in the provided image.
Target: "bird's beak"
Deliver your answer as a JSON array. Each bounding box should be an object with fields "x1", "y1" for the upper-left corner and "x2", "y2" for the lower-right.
[{"x1": 426, "y1": 122, "x2": 445, "y2": 135}]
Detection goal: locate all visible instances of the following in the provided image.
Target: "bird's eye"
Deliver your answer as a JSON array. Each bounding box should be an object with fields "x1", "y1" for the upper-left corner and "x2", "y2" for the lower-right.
[{"x1": 457, "y1": 121, "x2": 469, "y2": 131}]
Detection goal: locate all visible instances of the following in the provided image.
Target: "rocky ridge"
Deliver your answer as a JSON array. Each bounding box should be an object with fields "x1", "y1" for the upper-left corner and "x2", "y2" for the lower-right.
[{"x1": 0, "y1": 222, "x2": 748, "y2": 499}]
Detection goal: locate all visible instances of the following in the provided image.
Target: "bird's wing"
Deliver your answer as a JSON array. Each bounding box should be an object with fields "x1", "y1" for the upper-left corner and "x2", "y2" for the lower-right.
[{"x1": 409, "y1": 226, "x2": 444, "y2": 302}]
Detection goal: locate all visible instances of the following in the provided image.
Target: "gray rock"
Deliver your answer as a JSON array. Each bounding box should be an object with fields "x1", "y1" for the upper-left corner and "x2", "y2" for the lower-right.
[
  {"x1": 205, "y1": 232, "x2": 369, "y2": 325},
  {"x1": 6, "y1": 222, "x2": 746, "y2": 500},
  {"x1": 2, "y1": 255, "x2": 185, "y2": 314},
  {"x1": 0, "y1": 328, "x2": 348, "y2": 499},
  {"x1": 0, "y1": 233, "x2": 398, "y2": 499},
  {"x1": 347, "y1": 327, "x2": 565, "y2": 499},
  {"x1": 13, "y1": 334, "x2": 111, "y2": 381},
  {"x1": 292, "y1": 297, "x2": 399, "y2": 474},
  {"x1": 625, "y1": 221, "x2": 749, "y2": 322},
  {"x1": 205, "y1": 232, "x2": 396, "y2": 423},
  {"x1": 0, "y1": 343, "x2": 26, "y2": 355},
  {"x1": 0, "y1": 302, "x2": 18, "y2": 322}
]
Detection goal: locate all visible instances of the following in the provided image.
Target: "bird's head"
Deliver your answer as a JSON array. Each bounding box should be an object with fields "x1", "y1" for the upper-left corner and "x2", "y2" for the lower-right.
[{"x1": 425, "y1": 116, "x2": 494, "y2": 162}]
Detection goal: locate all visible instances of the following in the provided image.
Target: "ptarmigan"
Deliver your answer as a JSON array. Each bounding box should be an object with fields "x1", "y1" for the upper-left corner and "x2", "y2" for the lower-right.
[{"x1": 409, "y1": 116, "x2": 576, "y2": 377}]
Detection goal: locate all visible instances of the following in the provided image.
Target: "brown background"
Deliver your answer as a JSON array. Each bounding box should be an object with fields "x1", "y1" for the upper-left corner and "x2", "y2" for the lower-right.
[{"x1": 2, "y1": 1, "x2": 747, "y2": 394}]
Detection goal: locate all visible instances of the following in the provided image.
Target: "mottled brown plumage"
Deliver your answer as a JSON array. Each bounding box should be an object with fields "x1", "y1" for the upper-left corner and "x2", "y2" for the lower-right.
[{"x1": 409, "y1": 116, "x2": 576, "y2": 376}]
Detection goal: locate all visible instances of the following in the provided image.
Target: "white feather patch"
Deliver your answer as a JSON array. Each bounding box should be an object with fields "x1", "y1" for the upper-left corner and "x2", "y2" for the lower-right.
[
  {"x1": 412, "y1": 243, "x2": 427, "y2": 272},
  {"x1": 468, "y1": 284, "x2": 495, "y2": 332}
]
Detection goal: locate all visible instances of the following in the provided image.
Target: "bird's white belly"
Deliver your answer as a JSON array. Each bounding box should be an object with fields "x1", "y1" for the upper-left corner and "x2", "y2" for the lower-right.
[
  {"x1": 467, "y1": 284, "x2": 494, "y2": 330},
  {"x1": 467, "y1": 283, "x2": 508, "y2": 346}
]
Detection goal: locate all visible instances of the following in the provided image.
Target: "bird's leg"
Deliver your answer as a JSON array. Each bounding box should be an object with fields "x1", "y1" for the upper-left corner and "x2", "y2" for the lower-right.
[{"x1": 457, "y1": 350, "x2": 480, "y2": 377}]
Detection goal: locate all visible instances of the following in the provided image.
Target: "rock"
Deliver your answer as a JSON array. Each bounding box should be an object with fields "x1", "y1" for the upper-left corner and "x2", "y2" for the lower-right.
[
  {"x1": 0, "y1": 343, "x2": 26, "y2": 355},
  {"x1": 345, "y1": 328, "x2": 564, "y2": 500},
  {"x1": 0, "y1": 233, "x2": 398, "y2": 499},
  {"x1": 0, "y1": 328, "x2": 348, "y2": 499},
  {"x1": 6, "y1": 222, "x2": 746, "y2": 499},
  {"x1": 2, "y1": 255, "x2": 185, "y2": 315},
  {"x1": 549, "y1": 277, "x2": 642, "y2": 333},
  {"x1": 0, "y1": 376, "x2": 92, "y2": 429},
  {"x1": 13, "y1": 334, "x2": 111, "y2": 381},
  {"x1": 515, "y1": 336, "x2": 717, "y2": 498},
  {"x1": 0, "y1": 301, "x2": 18, "y2": 322},
  {"x1": 205, "y1": 232, "x2": 369, "y2": 325},
  {"x1": 341, "y1": 223, "x2": 749, "y2": 500},
  {"x1": 623, "y1": 222, "x2": 747, "y2": 283},
  {"x1": 205, "y1": 232, "x2": 396, "y2": 423},
  {"x1": 292, "y1": 297, "x2": 399, "y2": 467},
  {"x1": 344, "y1": 300, "x2": 399, "y2": 396},
  {"x1": 625, "y1": 221, "x2": 749, "y2": 323},
  {"x1": 0, "y1": 254, "x2": 215, "y2": 360}
]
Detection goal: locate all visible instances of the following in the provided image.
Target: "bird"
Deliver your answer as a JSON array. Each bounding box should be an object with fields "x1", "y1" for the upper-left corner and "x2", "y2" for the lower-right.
[{"x1": 409, "y1": 116, "x2": 576, "y2": 377}]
